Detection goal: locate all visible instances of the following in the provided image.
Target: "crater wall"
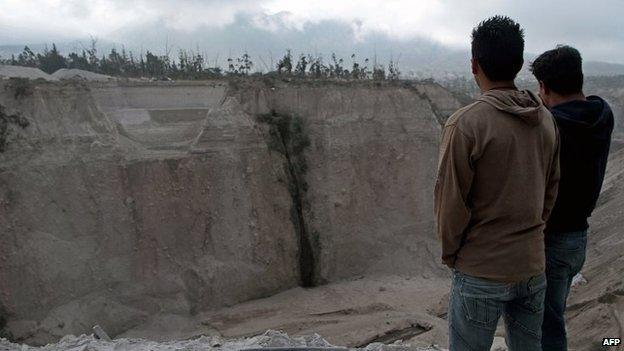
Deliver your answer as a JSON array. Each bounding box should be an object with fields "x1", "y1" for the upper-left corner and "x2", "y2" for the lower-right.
[{"x1": 0, "y1": 80, "x2": 460, "y2": 344}]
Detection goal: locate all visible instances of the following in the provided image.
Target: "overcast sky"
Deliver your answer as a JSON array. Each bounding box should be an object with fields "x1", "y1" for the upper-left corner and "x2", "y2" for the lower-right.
[{"x1": 1, "y1": 0, "x2": 623, "y2": 63}]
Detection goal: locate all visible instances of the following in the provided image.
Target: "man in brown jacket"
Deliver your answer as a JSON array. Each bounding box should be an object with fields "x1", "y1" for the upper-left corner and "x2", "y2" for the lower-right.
[{"x1": 434, "y1": 16, "x2": 560, "y2": 350}]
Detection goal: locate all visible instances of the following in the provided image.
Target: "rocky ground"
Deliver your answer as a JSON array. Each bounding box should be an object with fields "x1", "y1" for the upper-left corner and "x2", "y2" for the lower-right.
[{"x1": 0, "y1": 330, "x2": 443, "y2": 351}]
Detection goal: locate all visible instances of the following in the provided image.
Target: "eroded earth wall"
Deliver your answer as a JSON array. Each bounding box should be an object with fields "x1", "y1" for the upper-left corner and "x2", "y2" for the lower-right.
[
  {"x1": 232, "y1": 82, "x2": 448, "y2": 282},
  {"x1": 0, "y1": 79, "x2": 459, "y2": 344}
]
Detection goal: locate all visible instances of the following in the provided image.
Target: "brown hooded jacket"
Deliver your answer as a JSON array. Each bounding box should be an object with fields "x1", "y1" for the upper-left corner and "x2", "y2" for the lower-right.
[{"x1": 435, "y1": 88, "x2": 560, "y2": 282}]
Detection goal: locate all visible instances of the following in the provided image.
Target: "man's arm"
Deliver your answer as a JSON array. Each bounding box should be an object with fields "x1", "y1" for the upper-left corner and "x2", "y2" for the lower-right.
[
  {"x1": 542, "y1": 128, "x2": 560, "y2": 222},
  {"x1": 434, "y1": 124, "x2": 474, "y2": 268}
]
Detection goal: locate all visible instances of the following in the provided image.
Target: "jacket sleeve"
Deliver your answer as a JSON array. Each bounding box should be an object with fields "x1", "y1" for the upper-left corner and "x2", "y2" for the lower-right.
[
  {"x1": 542, "y1": 128, "x2": 561, "y2": 222},
  {"x1": 434, "y1": 124, "x2": 474, "y2": 268}
]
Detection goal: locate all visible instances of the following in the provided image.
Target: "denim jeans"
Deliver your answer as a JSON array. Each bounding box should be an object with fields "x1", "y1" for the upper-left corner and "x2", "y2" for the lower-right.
[
  {"x1": 542, "y1": 230, "x2": 588, "y2": 351},
  {"x1": 448, "y1": 270, "x2": 547, "y2": 351}
]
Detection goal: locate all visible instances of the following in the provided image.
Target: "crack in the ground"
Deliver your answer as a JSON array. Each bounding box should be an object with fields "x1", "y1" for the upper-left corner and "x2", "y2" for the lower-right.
[{"x1": 258, "y1": 110, "x2": 315, "y2": 287}]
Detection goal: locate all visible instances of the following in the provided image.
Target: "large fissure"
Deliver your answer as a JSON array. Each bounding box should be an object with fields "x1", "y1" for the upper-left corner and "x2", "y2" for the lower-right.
[{"x1": 258, "y1": 110, "x2": 315, "y2": 287}]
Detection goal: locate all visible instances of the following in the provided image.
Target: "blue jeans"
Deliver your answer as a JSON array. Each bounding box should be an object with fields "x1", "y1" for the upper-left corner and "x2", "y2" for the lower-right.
[
  {"x1": 449, "y1": 271, "x2": 547, "y2": 351},
  {"x1": 542, "y1": 230, "x2": 588, "y2": 351}
]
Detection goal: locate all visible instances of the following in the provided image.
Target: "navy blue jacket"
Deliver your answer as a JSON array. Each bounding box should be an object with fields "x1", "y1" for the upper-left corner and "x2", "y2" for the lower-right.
[{"x1": 546, "y1": 96, "x2": 614, "y2": 234}]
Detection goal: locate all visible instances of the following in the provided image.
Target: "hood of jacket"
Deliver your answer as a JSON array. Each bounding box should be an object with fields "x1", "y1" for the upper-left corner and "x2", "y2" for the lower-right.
[
  {"x1": 551, "y1": 96, "x2": 614, "y2": 138},
  {"x1": 478, "y1": 88, "x2": 546, "y2": 126}
]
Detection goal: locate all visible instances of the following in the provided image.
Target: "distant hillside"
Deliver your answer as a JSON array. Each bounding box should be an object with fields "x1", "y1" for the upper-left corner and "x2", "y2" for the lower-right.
[{"x1": 583, "y1": 61, "x2": 624, "y2": 76}]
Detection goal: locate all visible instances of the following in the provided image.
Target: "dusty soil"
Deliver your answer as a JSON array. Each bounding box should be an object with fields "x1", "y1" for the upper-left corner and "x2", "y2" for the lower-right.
[{"x1": 117, "y1": 275, "x2": 451, "y2": 348}]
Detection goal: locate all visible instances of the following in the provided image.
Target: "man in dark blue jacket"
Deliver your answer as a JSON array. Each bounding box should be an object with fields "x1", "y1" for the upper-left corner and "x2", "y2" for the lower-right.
[{"x1": 531, "y1": 45, "x2": 614, "y2": 351}]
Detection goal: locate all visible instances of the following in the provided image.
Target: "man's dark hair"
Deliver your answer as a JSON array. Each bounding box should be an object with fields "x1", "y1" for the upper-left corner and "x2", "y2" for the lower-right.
[
  {"x1": 471, "y1": 16, "x2": 525, "y2": 81},
  {"x1": 531, "y1": 45, "x2": 583, "y2": 95}
]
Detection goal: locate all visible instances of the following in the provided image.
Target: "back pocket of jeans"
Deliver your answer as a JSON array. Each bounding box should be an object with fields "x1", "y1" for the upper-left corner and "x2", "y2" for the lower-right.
[{"x1": 460, "y1": 295, "x2": 501, "y2": 329}]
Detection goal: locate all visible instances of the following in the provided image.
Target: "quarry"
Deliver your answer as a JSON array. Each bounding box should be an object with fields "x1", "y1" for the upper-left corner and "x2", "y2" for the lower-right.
[{"x1": 0, "y1": 68, "x2": 623, "y2": 351}]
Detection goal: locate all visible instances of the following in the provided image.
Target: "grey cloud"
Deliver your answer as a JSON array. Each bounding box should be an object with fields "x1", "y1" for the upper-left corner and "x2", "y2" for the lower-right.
[
  {"x1": 0, "y1": 0, "x2": 623, "y2": 64},
  {"x1": 432, "y1": 0, "x2": 624, "y2": 62}
]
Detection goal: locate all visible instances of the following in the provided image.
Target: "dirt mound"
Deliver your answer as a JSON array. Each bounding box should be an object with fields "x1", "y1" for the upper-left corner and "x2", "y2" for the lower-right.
[
  {"x1": 0, "y1": 65, "x2": 55, "y2": 80},
  {"x1": 51, "y1": 68, "x2": 113, "y2": 81}
]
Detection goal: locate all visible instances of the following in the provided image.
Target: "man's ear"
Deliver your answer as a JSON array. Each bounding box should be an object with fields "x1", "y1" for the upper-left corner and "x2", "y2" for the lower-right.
[
  {"x1": 539, "y1": 81, "x2": 550, "y2": 95},
  {"x1": 471, "y1": 58, "x2": 479, "y2": 75},
  {"x1": 538, "y1": 80, "x2": 552, "y2": 107}
]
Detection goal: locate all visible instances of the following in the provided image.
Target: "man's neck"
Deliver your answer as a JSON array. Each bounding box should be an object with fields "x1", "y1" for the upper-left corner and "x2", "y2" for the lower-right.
[{"x1": 479, "y1": 79, "x2": 517, "y2": 92}]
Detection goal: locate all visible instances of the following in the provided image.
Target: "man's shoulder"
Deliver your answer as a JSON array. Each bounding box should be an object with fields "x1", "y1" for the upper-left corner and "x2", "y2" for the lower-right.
[{"x1": 445, "y1": 100, "x2": 493, "y2": 128}]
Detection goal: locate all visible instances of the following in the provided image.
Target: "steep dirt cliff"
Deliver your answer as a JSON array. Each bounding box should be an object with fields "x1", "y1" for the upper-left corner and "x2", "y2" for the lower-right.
[
  {"x1": 566, "y1": 147, "x2": 624, "y2": 349},
  {"x1": 230, "y1": 80, "x2": 449, "y2": 284},
  {"x1": 0, "y1": 79, "x2": 460, "y2": 345},
  {"x1": 0, "y1": 81, "x2": 298, "y2": 344}
]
